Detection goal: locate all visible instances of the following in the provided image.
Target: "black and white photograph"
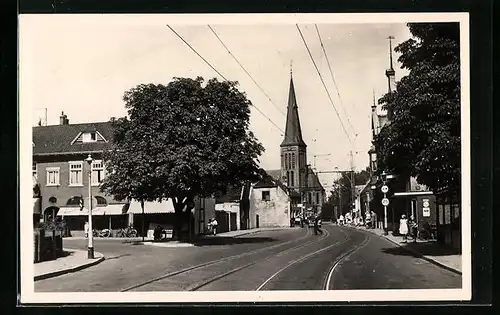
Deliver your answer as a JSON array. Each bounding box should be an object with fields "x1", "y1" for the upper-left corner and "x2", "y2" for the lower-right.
[{"x1": 19, "y1": 13, "x2": 471, "y2": 303}]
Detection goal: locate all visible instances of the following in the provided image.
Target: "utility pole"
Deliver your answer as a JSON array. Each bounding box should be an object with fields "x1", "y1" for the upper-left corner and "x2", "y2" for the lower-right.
[{"x1": 350, "y1": 150, "x2": 355, "y2": 220}]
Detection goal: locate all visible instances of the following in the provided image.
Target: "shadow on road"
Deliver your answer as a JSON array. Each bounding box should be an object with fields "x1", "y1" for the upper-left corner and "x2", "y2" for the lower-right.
[
  {"x1": 106, "y1": 253, "x2": 132, "y2": 261},
  {"x1": 381, "y1": 241, "x2": 460, "y2": 257}
]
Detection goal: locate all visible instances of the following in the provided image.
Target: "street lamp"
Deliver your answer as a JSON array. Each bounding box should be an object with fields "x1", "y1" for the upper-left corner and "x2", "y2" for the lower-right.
[{"x1": 85, "y1": 154, "x2": 94, "y2": 259}]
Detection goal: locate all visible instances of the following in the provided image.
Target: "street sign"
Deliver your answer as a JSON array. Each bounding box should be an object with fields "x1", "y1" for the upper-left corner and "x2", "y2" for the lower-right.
[
  {"x1": 423, "y1": 199, "x2": 430, "y2": 208},
  {"x1": 423, "y1": 207, "x2": 430, "y2": 217},
  {"x1": 381, "y1": 198, "x2": 390, "y2": 206},
  {"x1": 381, "y1": 185, "x2": 389, "y2": 193}
]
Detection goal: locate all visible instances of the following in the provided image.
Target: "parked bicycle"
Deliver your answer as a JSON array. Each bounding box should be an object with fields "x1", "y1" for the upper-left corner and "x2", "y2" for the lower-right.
[
  {"x1": 115, "y1": 226, "x2": 138, "y2": 238},
  {"x1": 417, "y1": 222, "x2": 436, "y2": 240}
]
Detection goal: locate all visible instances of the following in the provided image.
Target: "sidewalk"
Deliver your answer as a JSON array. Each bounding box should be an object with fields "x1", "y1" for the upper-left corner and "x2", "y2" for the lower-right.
[
  {"x1": 349, "y1": 225, "x2": 462, "y2": 274},
  {"x1": 34, "y1": 249, "x2": 104, "y2": 281}
]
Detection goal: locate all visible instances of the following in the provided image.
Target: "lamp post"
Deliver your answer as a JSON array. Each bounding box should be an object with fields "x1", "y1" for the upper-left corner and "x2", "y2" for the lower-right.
[{"x1": 85, "y1": 154, "x2": 94, "y2": 259}]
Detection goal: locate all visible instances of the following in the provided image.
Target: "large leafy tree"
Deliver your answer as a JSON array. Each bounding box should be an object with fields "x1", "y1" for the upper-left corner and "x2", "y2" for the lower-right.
[
  {"x1": 375, "y1": 23, "x2": 460, "y2": 194},
  {"x1": 101, "y1": 77, "x2": 264, "y2": 240}
]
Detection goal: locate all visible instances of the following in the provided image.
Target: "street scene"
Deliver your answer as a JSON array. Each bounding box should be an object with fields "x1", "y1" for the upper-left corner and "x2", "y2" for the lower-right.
[{"x1": 21, "y1": 14, "x2": 467, "y2": 300}]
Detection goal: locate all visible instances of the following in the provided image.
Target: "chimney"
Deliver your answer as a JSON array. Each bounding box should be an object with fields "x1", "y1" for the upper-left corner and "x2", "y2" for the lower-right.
[{"x1": 59, "y1": 111, "x2": 69, "y2": 125}]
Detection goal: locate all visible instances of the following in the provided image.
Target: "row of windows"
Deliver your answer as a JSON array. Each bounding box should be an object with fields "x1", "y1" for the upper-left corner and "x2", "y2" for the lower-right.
[
  {"x1": 283, "y1": 152, "x2": 297, "y2": 170},
  {"x1": 33, "y1": 161, "x2": 105, "y2": 187}
]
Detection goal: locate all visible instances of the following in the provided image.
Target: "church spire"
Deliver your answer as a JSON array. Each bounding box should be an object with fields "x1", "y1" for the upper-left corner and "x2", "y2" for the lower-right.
[{"x1": 281, "y1": 72, "x2": 306, "y2": 147}]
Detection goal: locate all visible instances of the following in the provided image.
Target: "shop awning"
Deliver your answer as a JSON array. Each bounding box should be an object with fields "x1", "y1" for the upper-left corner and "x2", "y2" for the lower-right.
[
  {"x1": 33, "y1": 198, "x2": 41, "y2": 214},
  {"x1": 93, "y1": 204, "x2": 129, "y2": 216},
  {"x1": 57, "y1": 207, "x2": 89, "y2": 216},
  {"x1": 57, "y1": 204, "x2": 128, "y2": 216},
  {"x1": 393, "y1": 191, "x2": 434, "y2": 197},
  {"x1": 127, "y1": 199, "x2": 178, "y2": 214}
]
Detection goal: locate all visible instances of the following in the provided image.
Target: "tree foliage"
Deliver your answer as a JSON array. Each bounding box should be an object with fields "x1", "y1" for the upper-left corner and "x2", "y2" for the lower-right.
[
  {"x1": 100, "y1": 77, "x2": 265, "y2": 238},
  {"x1": 375, "y1": 23, "x2": 460, "y2": 194},
  {"x1": 328, "y1": 167, "x2": 370, "y2": 216}
]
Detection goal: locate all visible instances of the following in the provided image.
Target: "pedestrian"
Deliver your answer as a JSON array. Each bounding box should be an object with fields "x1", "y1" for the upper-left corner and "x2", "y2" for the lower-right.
[
  {"x1": 371, "y1": 211, "x2": 376, "y2": 229},
  {"x1": 210, "y1": 217, "x2": 218, "y2": 235},
  {"x1": 399, "y1": 214, "x2": 409, "y2": 243},
  {"x1": 84, "y1": 221, "x2": 89, "y2": 238},
  {"x1": 409, "y1": 215, "x2": 418, "y2": 242},
  {"x1": 339, "y1": 214, "x2": 345, "y2": 226},
  {"x1": 290, "y1": 217, "x2": 294, "y2": 227},
  {"x1": 313, "y1": 216, "x2": 323, "y2": 235},
  {"x1": 365, "y1": 211, "x2": 371, "y2": 229}
]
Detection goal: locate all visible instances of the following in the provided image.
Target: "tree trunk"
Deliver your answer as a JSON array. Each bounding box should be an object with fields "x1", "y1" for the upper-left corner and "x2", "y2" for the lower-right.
[
  {"x1": 141, "y1": 200, "x2": 145, "y2": 242},
  {"x1": 171, "y1": 198, "x2": 184, "y2": 241}
]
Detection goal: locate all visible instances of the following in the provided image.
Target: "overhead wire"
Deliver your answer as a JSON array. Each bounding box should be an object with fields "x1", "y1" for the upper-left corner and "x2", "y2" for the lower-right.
[
  {"x1": 207, "y1": 25, "x2": 286, "y2": 117},
  {"x1": 314, "y1": 24, "x2": 356, "y2": 135},
  {"x1": 166, "y1": 24, "x2": 288, "y2": 138},
  {"x1": 295, "y1": 24, "x2": 352, "y2": 144}
]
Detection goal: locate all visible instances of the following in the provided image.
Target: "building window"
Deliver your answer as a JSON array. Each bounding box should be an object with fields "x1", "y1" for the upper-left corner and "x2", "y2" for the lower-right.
[
  {"x1": 285, "y1": 154, "x2": 289, "y2": 170},
  {"x1": 292, "y1": 153, "x2": 296, "y2": 168},
  {"x1": 262, "y1": 191, "x2": 270, "y2": 202},
  {"x1": 32, "y1": 162, "x2": 37, "y2": 179},
  {"x1": 290, "y1": 171, "x2": 295, "y2": 187},
  {"x1": 66, "y1": 196, "x2": 83, "y2": 206},
  {"x1": 308, "y1": 192, "x2": 312, "y2": 204},
  {"x1": 46, "y1": 167, "x2": 60, "y2": 186},
  {"x1": 286, "y1": 171, "x2": 290, "y2": 187},
  {"x1": 316, "y1": 192, "x2": 319, "y2": 204},
  {"x1": 69, "y1": 161, "x2": 83, "y2": 186},
  {"x1": 95, "y1": 196, "x2": 107, "y2": 206},
  {"x1": 91, "y1": 160, "x2": 105, "y2": 186},
  {"x1": 82, "y1": 132, "x2": 97, "y2": 143}
]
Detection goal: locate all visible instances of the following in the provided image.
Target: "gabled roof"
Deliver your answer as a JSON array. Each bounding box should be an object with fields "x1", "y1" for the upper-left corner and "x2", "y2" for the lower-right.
[
  {"x1": 307, "y1": 166, "x2": 324, "y2": 191},
  {"x1": 33, "y1": 121, "x2": 114, "y2": 155},
  {"x1": 281, "y1": 75, "x2": 306, "y2": 147},
  {"x1": 266, "y1": 169, "x2": 282, "y2": 181}
]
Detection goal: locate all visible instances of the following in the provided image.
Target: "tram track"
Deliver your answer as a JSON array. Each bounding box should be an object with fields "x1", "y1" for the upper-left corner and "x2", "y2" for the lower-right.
[
  {"x1": 187, "y1": 228, "x2": 331, "y2": 291},
  {"x1": 121, "y1": 227, "x2": 322, "y2": 292}
]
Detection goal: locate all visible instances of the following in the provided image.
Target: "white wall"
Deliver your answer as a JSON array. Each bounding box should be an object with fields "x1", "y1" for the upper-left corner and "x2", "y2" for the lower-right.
[
  {"x1": 250, "y1": 186, "x2": 290, "y2": 228},
  {"x1": 215, "y1": 202, "x2": 240, "y2": 230}
]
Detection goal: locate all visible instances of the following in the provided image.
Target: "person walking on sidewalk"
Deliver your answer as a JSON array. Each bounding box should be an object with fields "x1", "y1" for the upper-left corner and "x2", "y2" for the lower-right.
[
  {"x1": 409, "y1": 215, "x2": 418, "y2": 243},
  {"x1": 208, "y1": 218, "x2": 218, "y2": 236},
  {"x1": 399, "y1": 214, "x2": 409, "y2": 243}
]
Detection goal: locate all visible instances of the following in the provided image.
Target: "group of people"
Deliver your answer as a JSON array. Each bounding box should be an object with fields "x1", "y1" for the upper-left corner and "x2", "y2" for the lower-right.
[{"x1": 398, "y1": 214, "x2": 418, "y2": 243}]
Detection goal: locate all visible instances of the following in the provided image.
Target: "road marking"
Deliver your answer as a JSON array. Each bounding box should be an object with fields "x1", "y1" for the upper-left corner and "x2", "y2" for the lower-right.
[
  {"x1": 324, "y1": 233, "x2": 371, "y2": 290},
  {"x1": 256, "y1": 228, "x2": 350, "y2": 291},
  {"x1": 121, "y1": 227, "x2": 313, "y2": 292}
]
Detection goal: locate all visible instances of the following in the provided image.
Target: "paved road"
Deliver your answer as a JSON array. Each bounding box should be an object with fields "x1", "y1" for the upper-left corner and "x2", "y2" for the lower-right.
[{"x1": 35, "y1": 225, "x2": 461, "y2": 292}]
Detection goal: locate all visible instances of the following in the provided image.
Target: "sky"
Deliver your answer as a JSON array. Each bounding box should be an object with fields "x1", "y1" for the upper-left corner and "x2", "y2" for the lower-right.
[{"x1": 20, "y1": 14, "x2": 413, "y2": 193}]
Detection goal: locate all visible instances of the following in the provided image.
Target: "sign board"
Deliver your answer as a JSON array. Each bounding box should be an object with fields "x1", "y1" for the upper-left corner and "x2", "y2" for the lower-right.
[
  {"x1": 423, "y1": 199, "x2": 430, "y2": 208},
  {"x1": 381, "y1": 198, "x2": 390, "y2": 206},
  {"x1": 297, "y1": 203, "x2": 303, "y2": 208},
  {"x1": 423, "y1": 207, "x2": 431, "y2": 217},
  {"x1": 381, "y1": 185, "x2": 389, "y2": 193}
]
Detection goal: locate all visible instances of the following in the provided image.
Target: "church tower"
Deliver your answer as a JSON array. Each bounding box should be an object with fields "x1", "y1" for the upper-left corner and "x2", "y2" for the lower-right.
[
  {"x1": 385, "y1": 36, "x2": 397, "y2": 121},
  {"x1": 280, "y1": 70, "x2": 307, "y2": 194}
]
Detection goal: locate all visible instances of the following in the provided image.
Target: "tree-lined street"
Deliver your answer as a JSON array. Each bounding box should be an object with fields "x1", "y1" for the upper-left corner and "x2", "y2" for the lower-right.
[{"x1": 35, "y1": 225, "x2": 460, "y2": 292}]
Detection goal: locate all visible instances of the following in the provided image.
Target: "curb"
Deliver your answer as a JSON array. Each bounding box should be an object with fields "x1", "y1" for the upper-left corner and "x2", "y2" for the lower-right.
[
  {"x1": 347, "y1": 225, "x2": 462, "y2": 275},
  {"x1": 34, "y1": 252, "x2": 105, "y2": 281},
  {"x1": 142, "y1": 242, "x2": 194, "y2": 248}
]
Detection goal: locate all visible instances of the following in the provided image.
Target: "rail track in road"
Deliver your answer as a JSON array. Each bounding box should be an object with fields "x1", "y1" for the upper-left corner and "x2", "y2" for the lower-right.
[
  {"x1": 121, "y1": 227, "x2": 326, "y2": 292},
  {"x1": 186, "y1": 228, "x2": 332, "y2": 291},
  {"x1": 323, "y1": 232, "x2": 371, "y2": 290}
]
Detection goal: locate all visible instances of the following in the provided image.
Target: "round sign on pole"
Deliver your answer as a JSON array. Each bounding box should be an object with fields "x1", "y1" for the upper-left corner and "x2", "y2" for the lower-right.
[
  {"x1": 423, "y1": 200, "x2": 430, "y2": 207},
  {"x1": 381, "y1": 185, "x2": 389, "y2": 193},
  {"x1": 381, "y1": 198, "x2": 390, "y2": 206}
]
